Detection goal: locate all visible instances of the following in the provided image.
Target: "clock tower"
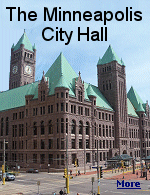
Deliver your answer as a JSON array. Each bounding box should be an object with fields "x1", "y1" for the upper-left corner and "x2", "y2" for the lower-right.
[{"x1": 9, "y1": 30, "x2": 36, "y2": 90}]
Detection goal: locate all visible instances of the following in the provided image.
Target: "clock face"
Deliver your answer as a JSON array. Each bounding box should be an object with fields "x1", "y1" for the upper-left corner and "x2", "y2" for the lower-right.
[
  {"x1": 12, "y1": 66, "x2": 18, "y2": 74},
  {"x1": 25, "y1": 65, "x2": 32, "y2": 75}
]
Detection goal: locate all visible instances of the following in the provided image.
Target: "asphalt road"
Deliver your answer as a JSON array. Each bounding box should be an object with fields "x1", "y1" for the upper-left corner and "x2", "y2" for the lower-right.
[{"x1": 0, "y1": 172, "x2": 150, "y2": 195}]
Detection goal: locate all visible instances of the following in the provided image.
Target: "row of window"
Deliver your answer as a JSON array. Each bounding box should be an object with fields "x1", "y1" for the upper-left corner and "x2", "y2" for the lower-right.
[
  {"x1": 129, "y1": 129, "x2": 139, "y2": 139},
  {"x1": 129, "y1": 118, "x2": 138, "y2": 126}
]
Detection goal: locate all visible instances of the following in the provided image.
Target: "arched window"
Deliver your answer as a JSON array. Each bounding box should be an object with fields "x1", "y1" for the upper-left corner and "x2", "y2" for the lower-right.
[
  {"x1": 86, "y1": 122, "x2": 90, "y2": 135},
  {"x1": 79, "y1": 121, "x2": 83, "y2": 135},
  {"x1": 6, "y1": 117, "x2": 9, "y2": 135},
  {"x1": 33, "y1": 122, "x2": 37, "y2": 135},
  {"x1": 48, "y1": 120, "x2": 53, "y2": 134},
  {"x1": 41, "y1": 121, "x2": 45, "y2": 135},
  {"x1": 71, "y1": 120, "x2": 76, "y2": 134}
]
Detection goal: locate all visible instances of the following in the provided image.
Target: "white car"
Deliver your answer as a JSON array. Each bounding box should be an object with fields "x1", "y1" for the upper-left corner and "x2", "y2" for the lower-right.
[{"x1": 5, "y1": 173, "x2": 15, "y2": 181}]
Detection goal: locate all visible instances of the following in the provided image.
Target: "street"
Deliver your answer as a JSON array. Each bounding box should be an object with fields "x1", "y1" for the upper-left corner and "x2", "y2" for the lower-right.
[{"x1": 0, "y1": 171, "x2": 150, "y2": 195}]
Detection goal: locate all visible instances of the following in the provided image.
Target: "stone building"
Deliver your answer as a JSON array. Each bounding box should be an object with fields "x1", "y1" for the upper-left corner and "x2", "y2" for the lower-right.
[{"x1": 0, "y1": 31, "x2": 150, "y2": 170}]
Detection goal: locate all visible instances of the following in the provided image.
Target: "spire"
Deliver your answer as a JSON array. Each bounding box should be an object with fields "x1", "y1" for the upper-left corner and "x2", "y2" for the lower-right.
[
  {"x1": 121, "y1": 58, "x2": 125, "y2": 66},
  {"x1": 33, "y1": 43, "x2": 36, "y2": 50},
  {"x1": 98, "y1": 45, "x2": 122, "y2": 65},
  {"x1": 13, "y1": 31, "x2": 33, "y2": 52}
]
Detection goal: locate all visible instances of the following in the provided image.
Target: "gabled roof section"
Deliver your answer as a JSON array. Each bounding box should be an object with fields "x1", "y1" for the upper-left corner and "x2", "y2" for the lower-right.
[
  {"x1": 127, "y1": 98, "x2": 138, "y2": 117},
  {"x1": 84, "y1": 83, "x2": 113, "y2": 111},
  {"x1": 45, "y1": 52, "x2": 77, "y2": 96},
  {"x1": 13, "y1": 32, "x2": 34, "y2": 52},
  {"x1": 136, "y1": 103, "x2": 145, "y2": 112},
  {"x1": 0, "y1": 82, "x2": 38, "y2": 112},
  {"x1": 97, "y1": 45, "x2": 122, "y2": 65},
  {"x1": 127, "y1": 86, "x2": 144, "y2": 111}
]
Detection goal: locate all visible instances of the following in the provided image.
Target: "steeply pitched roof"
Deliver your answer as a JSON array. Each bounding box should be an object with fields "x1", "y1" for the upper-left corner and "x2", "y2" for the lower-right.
[
  {"x1": 127, "y1": 86, "x2": 144, "y2": 111},
  {"x1": 55, "y1": 74, "x2": 69, "y2": 89},
  {"x1": 127, "y1": 98, "x2": 138, "y2": 117},
  {"x1": 84, "y1": 83, "x2": 113, "y2": 111},
  {"x1": 45, "y1": 52, "x2": 77, "y2": 96},
  {"x1": 136, "y1": 103, "x2": 145, "y2": 112},
  {"x1": 97, "y1": 45, "x2": 122, "y2": 65},
  {"x1": 0, "y1": 82, "x2": 38, "y2": 112},
  {"x1": 13, "y1": 32, "x2": 34, "y2": 52}
]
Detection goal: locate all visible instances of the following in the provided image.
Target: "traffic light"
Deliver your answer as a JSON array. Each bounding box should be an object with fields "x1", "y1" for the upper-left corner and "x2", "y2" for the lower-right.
[
  {"x1": 100, "y1": 167, "x2": 103, "y2": 178},
  {"x1": 63, "y1": 168, "x2": 67, "y2": 178}
]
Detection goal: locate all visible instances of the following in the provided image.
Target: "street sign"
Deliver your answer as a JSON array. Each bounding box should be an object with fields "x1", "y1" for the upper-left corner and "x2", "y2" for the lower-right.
[{"x1": 37, "y1": 181, "x2": 40, "y2": 185}]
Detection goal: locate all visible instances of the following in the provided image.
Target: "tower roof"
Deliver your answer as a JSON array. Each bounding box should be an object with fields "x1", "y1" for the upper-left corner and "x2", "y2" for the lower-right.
[
  {"x1": 45, "y1": 52, "x2": 77, "y2": 96},
  {"x1": 136, "y1": 103, "x2": 145, "y2": 112},
  {"x1": 97, "y1": 45, "x2": 122, "y2": 65},
  {"x1": 87, "y1": 84, "x2": 96, "y2": 97},
  {"x1": 13, "y1": 31, "x2": 34, "y2": 52},
  {"x1": 127, "y1": 86, "x2": 144, "y2": 111}
]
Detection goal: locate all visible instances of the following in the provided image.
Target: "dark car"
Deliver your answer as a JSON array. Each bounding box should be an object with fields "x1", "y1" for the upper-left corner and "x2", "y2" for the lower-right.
[{"x1": 26, "y1": 168, "x2": 39, "y2": 173}]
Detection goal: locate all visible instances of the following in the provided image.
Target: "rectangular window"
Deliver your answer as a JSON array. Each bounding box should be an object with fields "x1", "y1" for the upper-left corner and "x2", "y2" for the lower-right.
[
  {"x1": 86, "y1": 153, "x2": 90, "y2": 163},
  {"x1": 51, "y1": 105, "x2": 53, "y2": 113},
  {"x1": 61, "y1": 154, "x2": 64, "y2": 165},
  {"x1": 99, "y1": 112, "x2": 101, "y2": 119},
  {"x1": 79, "y1": 139, "x2": 82, "y2": 149},
  {"x1": 40, "y1": 107, "x2": 42, "y2": 115},
  {"x1": 66, "y1": 103, "x2": 68, "y2": 112},
  {"x1": 71, "y1": 105, "x2": 73, "y2": 113},
  {"x1": 41, "y1": 140, "x2": 45, "y2": 149},
  {"x1": 61, "y1": 138, "x2": 64, "y2": 149},
  {"x1": 49, "y1": 154, "x2": 53, "y2": 164},
  {"x1": 72, "y1": 139, "x2": 75, "y2": 149},
  {"x1": 57, "y1": 103, "x2": 59, "y2": 112},
  {"x1": 66, "y1": 93, "x2": 68, "y2": 98},
  {"x1": 34, "y1": 140, "x2": 37, "y2": 149},
  {"x1": 40, "y1": 154, "x2": 45, "y2": 164},
  {"x1": 33, "y1": 154, "x2": 37, "y2": 163},
  {"x1": 61, "y1": 103, "x2": 64, "y2": 112},
  {"x1": 61, "y1": 92, "x2": 64, "y2": 98},
  {"x1": 49, "y1": 139, "x2": 53, "y2": 149},
  {"x1": 48, "y1": 105, "x2": 50, "y2": 113},
  {"x1": 57, "y1": 138, "x2": 59, "y2": 149},
  {"x1": 33, "y1": 108, "x2": 35, "y2": 116},
  {"x1": 86, "y1": 139, "x2": 89, "y2": 149},
  {"x1": 43, "y1": 106, "x2": 45, "y2": 114},
  {"x1": 74, "y1": 106, "x2": 76, "y2": 114}
]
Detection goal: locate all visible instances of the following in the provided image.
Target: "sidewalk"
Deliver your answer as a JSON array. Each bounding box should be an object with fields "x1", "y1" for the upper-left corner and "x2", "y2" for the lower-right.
[{"x1": 105, "y1": 169, "x2": 150, "y2": 180}]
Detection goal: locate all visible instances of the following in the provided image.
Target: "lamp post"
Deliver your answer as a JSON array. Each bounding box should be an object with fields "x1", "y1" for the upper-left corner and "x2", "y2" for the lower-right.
[
  {"x1": 2, "y1": 139, "x2": 8, "y2": 185},
  {"x1": 66, "y1": 133, "x2": 69, "y2": 194}
]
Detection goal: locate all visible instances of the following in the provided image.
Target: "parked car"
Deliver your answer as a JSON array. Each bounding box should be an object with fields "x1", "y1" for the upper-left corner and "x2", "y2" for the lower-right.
[
  {"x1": 26, "y1": 168, "x2": 39, "y2": 173},
  {"x1": 5, "y1": 173, "x2": 15, "y2": 181}
]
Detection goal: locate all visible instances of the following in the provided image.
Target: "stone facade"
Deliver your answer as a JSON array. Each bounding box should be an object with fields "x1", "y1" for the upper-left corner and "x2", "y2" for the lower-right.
[{"x1": 0, "y1": 34, "x2": 150, "y2": 171}]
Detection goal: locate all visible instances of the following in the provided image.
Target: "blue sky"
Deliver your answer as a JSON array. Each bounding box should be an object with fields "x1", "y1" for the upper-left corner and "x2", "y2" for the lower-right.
[{"x1": 0, "y1": 0, "x2": 150, "y2": 104}]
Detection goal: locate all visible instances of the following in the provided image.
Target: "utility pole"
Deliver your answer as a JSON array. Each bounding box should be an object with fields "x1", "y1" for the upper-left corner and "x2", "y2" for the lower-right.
[
  {"x1": 84, "y1": 139, "x2": 86, "y2": 174},
  {"x1": 2, "y1": 139, "x2": 6, "y2": 185},
  {"x1": 97, "y1": 139, "x2": 100, "y2": 195},
  {"x1": 66, "y1": 134, "x2": 69, "y2": 194}
]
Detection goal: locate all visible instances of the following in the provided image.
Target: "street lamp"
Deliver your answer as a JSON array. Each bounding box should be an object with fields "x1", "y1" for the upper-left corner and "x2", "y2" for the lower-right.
[{"x1": 2, "y1": 139, "x2": 8, "y2": 185}]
